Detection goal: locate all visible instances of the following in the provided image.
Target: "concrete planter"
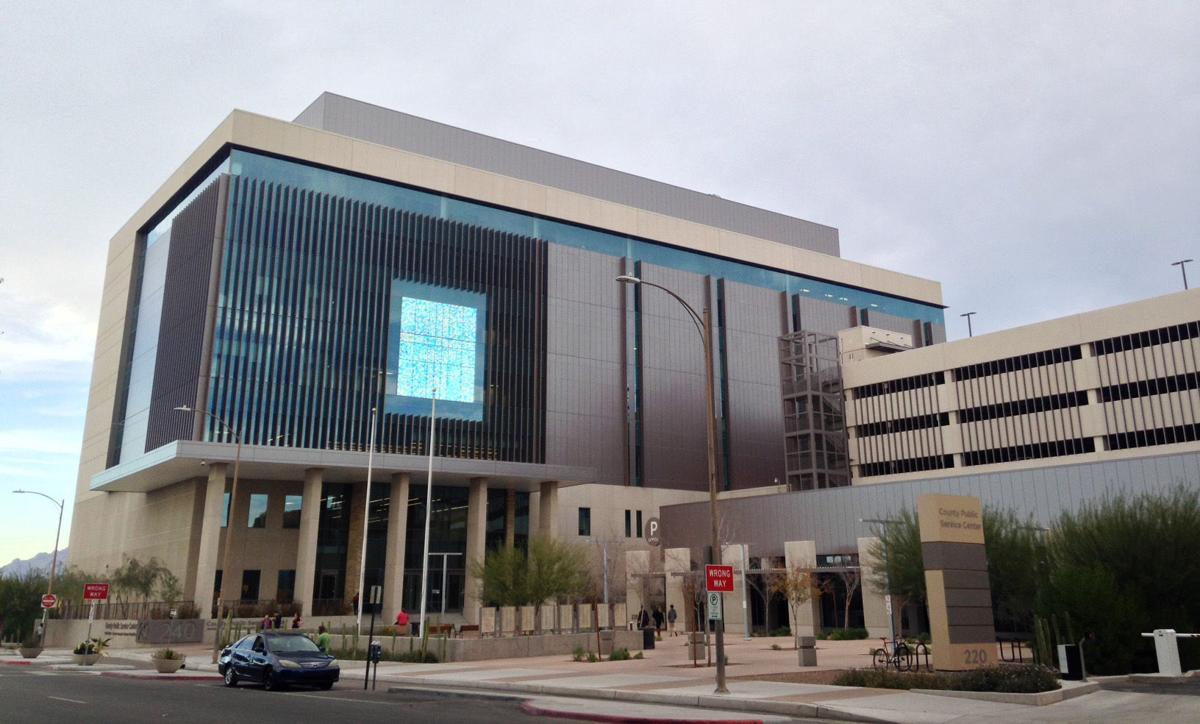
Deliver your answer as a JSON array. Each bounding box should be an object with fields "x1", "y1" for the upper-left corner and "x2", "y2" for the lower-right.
[
  {"x1": 152, "y1": 656, "x2": 186, "y2": 674},
  {"x1": 18, "y1": 647, "x2": 42, "y2": 659},
  {"x1": 73, "y1": 653, "x2": 101, "y2": 666}
]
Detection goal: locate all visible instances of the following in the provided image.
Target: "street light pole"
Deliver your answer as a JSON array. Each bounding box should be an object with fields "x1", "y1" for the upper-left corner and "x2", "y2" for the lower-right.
[
  {"x1": 176, "y1": 405, "x2": 241, "y2": 664},
  {"x1": 418, "y1": 389, "x2": 438, "y2": 638},
  {"x1": 1171, "y1": 259, "x2": 1193, "y2": 290},
  {"x1": 13, "y1": 490, "x2": 64, "y2": 645},
  {"x1": 959, "y1": 312, "x2": 977, "y2": 338},
  {"x1": 616, "y1": 274, "x2": 728, "y2": 694}
]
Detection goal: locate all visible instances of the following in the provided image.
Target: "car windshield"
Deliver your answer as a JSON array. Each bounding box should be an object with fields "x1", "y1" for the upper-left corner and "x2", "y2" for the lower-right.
[{"x1": 266, "y1": 635, "x2": 321, "y2": 653}]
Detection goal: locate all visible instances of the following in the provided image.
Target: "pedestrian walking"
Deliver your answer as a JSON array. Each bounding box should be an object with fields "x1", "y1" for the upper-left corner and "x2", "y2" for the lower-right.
[
  {"x1": 667, "y1": 604, "x2": 678, "y2": 636},
  {"x1": 637, "y1": 606, "x2": 650, "y2": 629},
  {"x1": 315, "y1": 625, "x2": 331, "y2": 653},
  {"x1": 652, "y1": 606, "x2": 664, "y2": 639}
]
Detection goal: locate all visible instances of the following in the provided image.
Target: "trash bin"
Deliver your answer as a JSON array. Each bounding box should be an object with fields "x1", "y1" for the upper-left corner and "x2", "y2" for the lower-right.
[
  {"x1": 642, "y1": 626, "x2": 656, "y2": 650},
  {"x1": 797, "y1": 636, "x2": 817, "y2": 667},
  {"x1": 411, "y1": 621, "x2": 420, "y2": 638},
  {"x1": 1057, "y1": 644, "x2": 1083, "y2": 680}
]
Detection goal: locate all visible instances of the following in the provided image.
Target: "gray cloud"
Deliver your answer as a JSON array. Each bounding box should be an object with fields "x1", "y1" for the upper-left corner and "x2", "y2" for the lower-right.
[{"x1": 0, "y1": 1, "x2": 1196, "y2": 350}]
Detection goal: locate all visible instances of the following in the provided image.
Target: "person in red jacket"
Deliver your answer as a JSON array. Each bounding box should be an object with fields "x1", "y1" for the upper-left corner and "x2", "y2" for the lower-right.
[{"x1": 395, "y1": 609, "x2": 410, "y2": 635}]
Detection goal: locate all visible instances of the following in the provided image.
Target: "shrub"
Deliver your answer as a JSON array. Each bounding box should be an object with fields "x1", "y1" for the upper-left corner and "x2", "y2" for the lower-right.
[
  {"x1": 73, "y1": 637, "x2": 110, "y2": 656},
  {"x1": 770, "y1": 626, "x2": 791, "y2": 637},
  {"x1": 770, "y1": 643, "x2": 782, "y2": 651},
  {"x1": 1042, "y1": 487, "x2": 1200, "y2": 675},
  {"x1": 833, "y1": 665, "x2": 1059, "y2": 693},
  {"x1": 586, "y1": 652, "x2": 598, "y2": 663},
  {"x1": 572, "y1": 645, "x2": 585, "y2": 662},
  {"x1": 827, "y1": 627, "x2": 869, "y2": 641},
  {"x1": 392, "y1": 649, "x2": 438, "y2": 663},
  {"x1": 153, "y1": 648, "x2": 184, "y2": 660},
  {"x1": 633, "y1": 651, "x2": 644, "y2": 659},
  {"x1": 951, "y1": 665, "x2": 1060, "y2": 693},
  {"x1": 609, "y1": 648, "x2": 631, "y2": 661}
]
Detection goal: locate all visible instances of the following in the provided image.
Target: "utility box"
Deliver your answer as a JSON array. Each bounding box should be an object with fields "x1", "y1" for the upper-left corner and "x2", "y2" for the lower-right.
[{"x1": 1057, "y1": 644, "x2": 1083, "y2": 680}]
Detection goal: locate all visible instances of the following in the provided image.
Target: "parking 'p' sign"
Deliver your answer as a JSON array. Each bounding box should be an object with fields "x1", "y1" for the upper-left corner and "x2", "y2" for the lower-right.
[
  {"x1": 644, "y1": 517, "x2": 661, "y2": 546},
  {"x1": 705, "y1": 564, "x2": 734, "y2": 592}
]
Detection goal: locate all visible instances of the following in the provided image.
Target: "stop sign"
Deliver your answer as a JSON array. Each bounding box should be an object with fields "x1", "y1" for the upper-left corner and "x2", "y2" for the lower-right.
[{"x1": 40, "y1": 593, "x2": 57, "y2": 609}]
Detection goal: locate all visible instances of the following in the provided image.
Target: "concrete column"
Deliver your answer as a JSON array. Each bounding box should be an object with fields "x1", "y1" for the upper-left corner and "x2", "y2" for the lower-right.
[
  {"x1": 504, "y1": 487, "x2": 517, "y2": 549},
  {"x1": 783, "y1": 540, "x2": 821, "y2": 636},
  {"x1": 721, "y1": 544, "x2": 748, "y2": 635},
  {"x1": 382, "y1": 473, "x2": 410, "y2": 618},
  {"x1": 194, "y1": 464, "x2": 227, "y2": 618},
  {"x1": 294, "y1": 468, "x2": 323, "y2": 618},
  {"x1": 463, "y1": 478, "x2": 488, "y2": 624},
  {"x1": 343, "y1": 483, "x2": 366, "y2": 605},
  {"x1": 857, "y1": 536, "x2": 890, "y2": 638},
  {"x1": 538, "y1": 481, "x2": 559, "y2": 538},
  {"x1": 664, "y1": 547, "x2": 691, "y2": 631}
]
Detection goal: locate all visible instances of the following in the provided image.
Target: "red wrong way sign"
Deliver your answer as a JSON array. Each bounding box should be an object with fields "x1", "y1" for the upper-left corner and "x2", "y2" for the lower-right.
[
  {"x1": 83, "y1": 583, "x2": 110, "y2": 601},
  {"x1": 40, "y1": 593, "x2": 58, "y2": 609},
  {"x1": 705, "y1": 564, "x2": 734, "y2": 592}
]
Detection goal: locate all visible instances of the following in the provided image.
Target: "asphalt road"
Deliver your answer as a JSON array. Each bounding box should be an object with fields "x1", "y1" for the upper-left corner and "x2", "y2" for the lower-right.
[{"x1": 0, "y1": 669, "x2": 573, "y2": 723}]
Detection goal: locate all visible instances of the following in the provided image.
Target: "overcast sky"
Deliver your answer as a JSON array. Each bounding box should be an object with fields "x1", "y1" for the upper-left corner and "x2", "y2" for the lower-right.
[{"x1": 1, "y1": 1, "x2": 1197, "y2": 564}]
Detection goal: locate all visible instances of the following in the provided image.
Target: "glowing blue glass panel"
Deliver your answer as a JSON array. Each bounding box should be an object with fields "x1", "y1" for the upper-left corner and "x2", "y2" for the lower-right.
[{"x1": 387, "y1": 281, "x2": 486, "y2": 420}]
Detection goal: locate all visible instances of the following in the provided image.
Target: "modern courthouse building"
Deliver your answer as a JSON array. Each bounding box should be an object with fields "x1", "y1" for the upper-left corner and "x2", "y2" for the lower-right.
[{"x1": 70, "y1": 93, "x2": 1199, "y2": 630}]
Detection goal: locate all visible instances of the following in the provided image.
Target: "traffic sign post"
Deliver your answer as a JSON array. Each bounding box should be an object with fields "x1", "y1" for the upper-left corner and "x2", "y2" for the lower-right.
[
  {"x1": 82, "y1": 582, "x2": 109, "y2": 648},
  {"x1": 83, "y1": 583, "x2": 110, "y2": 601},
  {"x1": 707, "y1": 591, "x2": 722, "y2": 621},
  {"x1": 705, "y1": 564, "x2": 734, "y2": 593}
]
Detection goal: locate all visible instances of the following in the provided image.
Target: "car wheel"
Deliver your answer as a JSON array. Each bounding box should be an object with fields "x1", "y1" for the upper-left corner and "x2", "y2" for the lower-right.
[
  {"x1": 223, "y1": 667, "x2": 238, "y2": 687},
  {"x1": 263, "y1": 668, "x2": 284, "y2": 691}
]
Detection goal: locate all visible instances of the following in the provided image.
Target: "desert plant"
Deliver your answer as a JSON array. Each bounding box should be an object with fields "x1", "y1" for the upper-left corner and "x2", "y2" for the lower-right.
[
  {"x1": 74, "y1": 637, "x2": 110, "y2": 656},
  {"x1": 833, "y1": 665, "x2": 1058, "y2": 693},
  {"x1": 633, "y1": 651, "x2": 644, "y2": 659},
  {"x1": 586, "y1": 651, "x2": 598, "y2": 663},
  {"x1": 609, "y1": 647, "x2": 631, "y2": 661},
  {"x1": 572, "y1": 645, "x2": 585, "y2": 662},
  {"x1": 153, "y1": 648, "x2": 184, "y2": 660},
  {"x1": 827, "y1": 627, "x2": 869, "y2": 641}
]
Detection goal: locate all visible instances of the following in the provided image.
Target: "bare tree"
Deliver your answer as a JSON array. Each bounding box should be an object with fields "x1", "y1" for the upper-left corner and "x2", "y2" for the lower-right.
[
  {"x1": 835, "y1": 568, "x2": 861, "y2": 630},
  {"x1": 767, "y1": 567, "x2": 817, "y2": 649}
]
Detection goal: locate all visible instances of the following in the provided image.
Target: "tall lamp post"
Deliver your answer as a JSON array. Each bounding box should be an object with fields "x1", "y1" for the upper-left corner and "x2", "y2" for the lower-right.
[
  {"x1": 616, "y1": 274, "x2": 728, "y2": 695},
  {"x1": 175, "y1": 405, "x2": 242, "y2": 663},
  {"x1": 13, "y1": 490, "x2": 64, "y2": 645},
  {"x1": 1171, "y1": 259, "x2": 1193, "y2": 290},
  {"x1": 859, "y1": 518, "x2": 900, "y2": 649}
]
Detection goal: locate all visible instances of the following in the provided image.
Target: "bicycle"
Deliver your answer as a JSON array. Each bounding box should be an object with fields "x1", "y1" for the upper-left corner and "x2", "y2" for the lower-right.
[{"x1": 871, "y1": 637, "x2": 911, "y2": 671}]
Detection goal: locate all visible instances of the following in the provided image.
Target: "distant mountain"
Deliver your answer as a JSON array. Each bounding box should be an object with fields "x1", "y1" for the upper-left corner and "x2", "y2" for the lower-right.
[{"x1": 0, "y1": 549, "x2": 69, "y2": 578}]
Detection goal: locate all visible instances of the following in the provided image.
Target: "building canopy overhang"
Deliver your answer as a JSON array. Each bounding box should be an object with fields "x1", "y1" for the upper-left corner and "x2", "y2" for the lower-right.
[{"x1": 90, "y1": 441, "x2": 595, "y2": 494}]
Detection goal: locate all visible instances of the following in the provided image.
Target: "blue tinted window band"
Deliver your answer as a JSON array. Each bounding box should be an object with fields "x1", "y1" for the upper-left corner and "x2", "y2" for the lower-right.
[{"x1": 228, "y1": 150, "x2": 944, "y2": 325}]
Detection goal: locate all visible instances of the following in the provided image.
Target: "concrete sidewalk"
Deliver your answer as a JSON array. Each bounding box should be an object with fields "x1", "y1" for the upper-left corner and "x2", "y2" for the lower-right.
[{"x1": 35, "y1": 637, "x2": 1200, "y2": 722}]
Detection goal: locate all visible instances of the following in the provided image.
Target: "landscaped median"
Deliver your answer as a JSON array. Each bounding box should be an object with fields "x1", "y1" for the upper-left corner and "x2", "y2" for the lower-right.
[{"x1": 831, "y1": 664, "x2": 1099, "y2": 706}]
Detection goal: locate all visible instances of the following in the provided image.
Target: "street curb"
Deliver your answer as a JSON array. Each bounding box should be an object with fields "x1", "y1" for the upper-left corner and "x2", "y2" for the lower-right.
[
  {"x1": 384, "y1": 676, "x2": 892, "y2": 723},
  {"x1": 99, "y1": 671, "x2": 222, "y2": 682},
  {"x1": 519, "y1": 699, "x2": 765, "y2": 724},
  {"x1": 909, "y1": 681, "x2": 1099, "y2": 706}
]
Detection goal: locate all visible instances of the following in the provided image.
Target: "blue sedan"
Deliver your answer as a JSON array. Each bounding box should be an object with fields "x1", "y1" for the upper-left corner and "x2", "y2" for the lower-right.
[{"x1": 218, "y1": 632, "x2": 340, "y2": 691}]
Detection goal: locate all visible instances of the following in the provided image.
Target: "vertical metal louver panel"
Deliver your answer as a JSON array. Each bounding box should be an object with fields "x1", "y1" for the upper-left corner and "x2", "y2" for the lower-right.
[
  {"x1": 209, "y1": 176, "x2": 547, "y2": 462},
  {"x1": 144, "y1": 181, "x2": 224, "y2": 451}
]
